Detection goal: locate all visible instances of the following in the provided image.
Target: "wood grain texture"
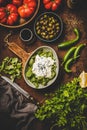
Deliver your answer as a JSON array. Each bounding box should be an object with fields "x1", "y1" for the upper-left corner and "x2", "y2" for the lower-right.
[{"x1": 0, "y1": 0, "x2": 87, "y2": 129}]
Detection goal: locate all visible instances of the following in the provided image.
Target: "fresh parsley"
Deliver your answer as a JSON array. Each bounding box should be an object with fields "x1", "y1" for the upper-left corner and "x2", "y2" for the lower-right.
[{"x1": 35, "y1": 78, "x2": 87, "y2": 130}]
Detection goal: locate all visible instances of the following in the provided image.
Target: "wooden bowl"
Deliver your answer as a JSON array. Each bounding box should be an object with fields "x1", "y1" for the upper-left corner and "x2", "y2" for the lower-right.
[{"x1": 0, "y1": 0, "x2": 40, "y2": 29}]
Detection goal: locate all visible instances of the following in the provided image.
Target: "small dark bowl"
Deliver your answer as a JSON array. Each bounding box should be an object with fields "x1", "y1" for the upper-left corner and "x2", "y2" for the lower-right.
[{"x1": 34, "y1": 12, "x2": 63, "y2": 43}]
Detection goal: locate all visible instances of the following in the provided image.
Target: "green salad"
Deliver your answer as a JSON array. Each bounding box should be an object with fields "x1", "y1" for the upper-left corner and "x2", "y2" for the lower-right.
[{"x1": 25, "y1": 48, "x2": 57, "y2": 88}]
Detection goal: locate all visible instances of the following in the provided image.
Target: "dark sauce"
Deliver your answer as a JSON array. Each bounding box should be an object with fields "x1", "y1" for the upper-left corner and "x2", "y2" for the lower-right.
[{"x1": 21, "y1": 30, "x2": 31, "y2": 40}]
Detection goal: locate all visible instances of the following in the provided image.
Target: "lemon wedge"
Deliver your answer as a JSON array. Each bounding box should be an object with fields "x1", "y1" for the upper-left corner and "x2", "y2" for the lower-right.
[{"x1": 79, "y1": 71, "x2": 87, "y2": 88}]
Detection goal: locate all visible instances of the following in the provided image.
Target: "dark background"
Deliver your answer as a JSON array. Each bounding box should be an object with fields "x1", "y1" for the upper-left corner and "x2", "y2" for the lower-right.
[{"x1": 0, "y1": 0, "x2": 87, "y2": 130}]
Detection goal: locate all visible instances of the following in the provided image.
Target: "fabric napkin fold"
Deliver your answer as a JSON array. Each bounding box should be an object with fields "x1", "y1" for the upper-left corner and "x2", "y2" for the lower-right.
[{"x1": 0, "y1": 78, "x2": 37, "y2": 130}]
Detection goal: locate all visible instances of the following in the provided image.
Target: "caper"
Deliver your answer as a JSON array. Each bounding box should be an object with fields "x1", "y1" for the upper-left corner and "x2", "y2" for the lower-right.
[
  {"x1": 42, "y1": 32, "x2": 46, "y2": 36},
  {"x1": 56, "y1": 23, "x2": 59, "y2": 26},
  {"x1": 49, "y1": 31, "x2": 53, "y2": 34},
  {"x1": 45, "y1": 35, "x2": 49, "y2": 39},
  {"x1": 43, "y1": 22, "x2": 46, "y2": 25},
  {"x1": 40, "y1": 17, "x2": 44, "y2": 20},
  {"x1": 56, "y1": 26, "x2": 60, "y2": 30},
  {"x1": 43, "y1": 21, "x2": 47, "y2": 25},
  {"x1": 37, "y1": 30, "x2": 41, "y2": 35},
  {"x1": 42, "y1": 35, "x2": 45, "y2": 38},
  {"x1": 36, "y1": 26, "x2": 40, "y2": 30},
  {"x1": 54, "y1": 32, "x2": 57, "y2": 36},
  {"x1": 49, "y1": 17, "x2": 52, "y2": 21},
  {"x1": 52, "y1": 25, "x2": 55, "y2": 29},
  {"x1": 49, "y1": 35, "x2": 54, "y2": 39},
  {"x1": 49, "y1": 23, "x2": 52, "y2": 27},
  {"x1": 44, "y1": 15, "x2": 47, "y2": 18},
  {"x1": 40, "y1": 20, "x2": 44, "y2": 24},
  {"x1": 47, "y1": 28, "x2": 51, "y2": 31},
  {"x1": 52, "y1": 19, "x2": 54, "y2": 22},
  {"x1": 42, "y1": 26, "x2": 45, "y2": 30},
  {"x1": 51, "y1": 17, "x2": 54, "y2": 19}
]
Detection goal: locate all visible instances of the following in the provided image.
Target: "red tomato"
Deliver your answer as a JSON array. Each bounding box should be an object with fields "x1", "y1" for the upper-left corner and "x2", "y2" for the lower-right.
[
  {"x1": 0, "y1": 4, "x2": 18, "y2": 25},
  {"x1": 55, "y1": 0, "x2": 61, "y2": 6},
  {"x1": 43, "y1": 0, "x2": 62, "y2": 11},
  {"x1": 6, "y1": 4, "x2": 18, "y2": 13},
  {"x1": 44, "y1": 1, "x2": 52, "y2": 10},
  {"x1": 0, "y1": 7, "x2": 7, "y2": 23},
  {"x1": 7, "y1": 13, "x2": 18, "y2": 25},
  {"x1": 6, "y1": 4, "x2": 18, "y2": 25},
  {"x1": 43, "y1": 0, "x2": 50, "y2": 4},
  {"x1": 27, "y1": 1, "x2": 36, "y2": 8},
  {"x1": 12, "y1": 0, "x2": 23, "y2": 7},
  {"x1": 18, "y1": 5, "x2": 34, "y2": 18},
  {"x1": 52, "y1": 2, "x2": 58, "y2": 11},
  {"x1": 18, "y1": 0, "x2": 37, "y2": 18},
  {"x1": 23, "y1": 0, "x2": 36, "y2": 4},
  {"x1": 23, "y1": 0, "x2": 36, "y2": 8}
]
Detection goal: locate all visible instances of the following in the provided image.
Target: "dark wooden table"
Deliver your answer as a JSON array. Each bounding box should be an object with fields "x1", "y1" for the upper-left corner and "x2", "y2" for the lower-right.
[{"x1": 0, "y1": 0, "x2": 87, "y2": 130}]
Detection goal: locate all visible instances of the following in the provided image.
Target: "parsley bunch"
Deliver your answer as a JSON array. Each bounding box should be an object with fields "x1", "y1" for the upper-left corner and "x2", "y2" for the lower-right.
[{"x1": 35, "y1": 78, "x2": 87, "y2": 130}]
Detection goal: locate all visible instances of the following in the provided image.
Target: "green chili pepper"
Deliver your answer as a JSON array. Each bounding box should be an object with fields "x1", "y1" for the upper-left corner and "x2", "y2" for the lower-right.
[
  {"x1": 64, "y1": 58, "x2": 74, "y2": 73},
  {"x1": 58, "y1": 28, "x2": 80, "y2": 49},
  {"x1": 64, "y1": 56, "x2": 79, "y2": 73},
  {"x1": 74, "y1": 43, "x2": 86, "y2": 59},
  {"x1": 62, "y1": 47, "x2": 77, "y2": 65}
]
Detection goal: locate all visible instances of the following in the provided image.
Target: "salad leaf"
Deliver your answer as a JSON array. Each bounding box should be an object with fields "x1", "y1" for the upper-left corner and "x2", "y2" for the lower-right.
[{"x1": 0, "y1": 57, "x2": 22, "y2": 81}]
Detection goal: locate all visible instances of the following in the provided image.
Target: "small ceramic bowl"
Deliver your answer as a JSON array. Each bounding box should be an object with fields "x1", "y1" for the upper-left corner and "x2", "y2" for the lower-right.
[
  {"x1": 20, "y1": 28, "x2": 34, "y2": 45},
  {"x1": 23, "y1": 46, "x2": 59, "y2": 89},
  {"x1": 34, "y1": 12, "x2": 63, "y2": 43}
]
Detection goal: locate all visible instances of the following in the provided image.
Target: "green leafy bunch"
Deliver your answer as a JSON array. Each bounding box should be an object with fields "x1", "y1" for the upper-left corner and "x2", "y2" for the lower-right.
[
  {"x1": 0, "y1": 57, "x2": 22, "y2": 81},
  {"x1": 35, "y1": 78, "x2": 87, "y2": 130}
]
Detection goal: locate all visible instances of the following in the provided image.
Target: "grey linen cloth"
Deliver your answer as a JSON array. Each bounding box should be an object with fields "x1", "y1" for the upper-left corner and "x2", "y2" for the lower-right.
[{"x1": 0, "y1": 78, "x2": 37, "y2": 130}]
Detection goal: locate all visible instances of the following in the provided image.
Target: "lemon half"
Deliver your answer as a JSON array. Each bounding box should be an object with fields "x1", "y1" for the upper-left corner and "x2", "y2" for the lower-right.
[{"x1": 79, "y1": 71, "x2": 87, "y2": 88}]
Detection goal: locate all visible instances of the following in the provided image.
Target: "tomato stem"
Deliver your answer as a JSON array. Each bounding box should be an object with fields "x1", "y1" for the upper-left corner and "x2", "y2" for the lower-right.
[{"x1": 6, "y1": 10, "x2": 10, "y2": 16}]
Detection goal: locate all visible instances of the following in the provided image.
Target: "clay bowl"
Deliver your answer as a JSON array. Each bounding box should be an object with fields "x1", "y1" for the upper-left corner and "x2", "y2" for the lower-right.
[
  {"x1": 34, "y1": 12, "x2": 63, "y2": 43},
  {"x1": 23, "y1": 46, "x2": 59, "y2": 89},
  {"x1": 0, "y1": 0, "x2": 40, "y2": 29}
]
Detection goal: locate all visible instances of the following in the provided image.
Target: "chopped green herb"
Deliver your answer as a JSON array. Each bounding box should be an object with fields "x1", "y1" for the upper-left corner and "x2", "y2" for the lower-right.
[
  {"x1": 35, "y1": 78, "x2": 87, "y2": 130},
  {"x1": 0, "y1": 57, "x2": 22, "y2": 81}
]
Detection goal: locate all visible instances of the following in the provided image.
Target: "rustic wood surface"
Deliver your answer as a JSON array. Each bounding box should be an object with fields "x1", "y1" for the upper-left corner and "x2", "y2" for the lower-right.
[{"x1": 0, "y1": 0, "x2": 87, "y2": 129}]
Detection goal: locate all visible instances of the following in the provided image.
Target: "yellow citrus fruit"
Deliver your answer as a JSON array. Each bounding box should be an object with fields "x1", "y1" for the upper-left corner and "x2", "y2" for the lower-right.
[{"x1": 79, "y1": 71, "x2": 87, "y2": 88}]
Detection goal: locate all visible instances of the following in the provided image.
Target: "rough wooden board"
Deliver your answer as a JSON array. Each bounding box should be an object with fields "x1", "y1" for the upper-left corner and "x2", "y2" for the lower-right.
[{"x1": 0, "y1": 0, "x2": 87, "y2": 104}]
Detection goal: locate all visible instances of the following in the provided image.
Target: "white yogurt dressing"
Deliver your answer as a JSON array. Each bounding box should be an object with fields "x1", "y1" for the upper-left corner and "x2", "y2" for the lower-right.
[{"x1": 32, "y1": 55, "x2": 55, "y2": 78}]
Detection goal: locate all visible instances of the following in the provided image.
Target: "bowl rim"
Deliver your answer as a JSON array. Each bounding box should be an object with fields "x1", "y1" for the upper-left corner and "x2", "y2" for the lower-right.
[
  {"x1": 34, "y1": 12, "x2": 63, "y2": 43},
  {"x1": 23, "y1": 46, "x2": 59, "y2": 89},
  {"x1": 0, "y1": 0, "x2": 40, "y2": 29},
  {"x1": 20, "y1": 28, "x2": 33, "y2": 42}
]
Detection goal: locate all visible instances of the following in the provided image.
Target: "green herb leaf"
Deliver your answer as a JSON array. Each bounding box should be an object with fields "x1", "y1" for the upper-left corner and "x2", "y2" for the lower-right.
[
  {"x1": 35, "y1": 78, "x2": 87, "y2": 130},
  {"x1": 0, "y1": 57, "x2": 22, "y2": 81}
]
